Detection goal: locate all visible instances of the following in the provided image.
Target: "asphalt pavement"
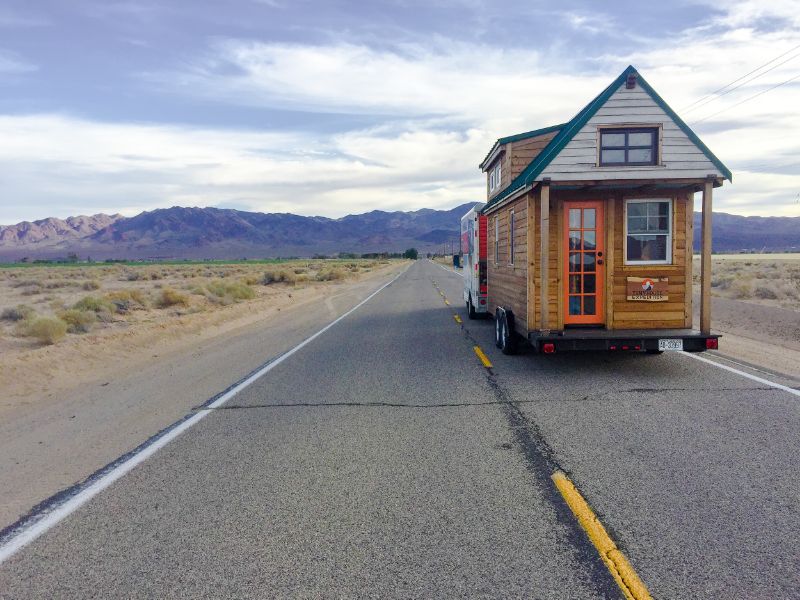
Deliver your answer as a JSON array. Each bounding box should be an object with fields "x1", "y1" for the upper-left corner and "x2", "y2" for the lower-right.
[{"x1": 1, "y1": 259, "x2": 798, "y2": 599}]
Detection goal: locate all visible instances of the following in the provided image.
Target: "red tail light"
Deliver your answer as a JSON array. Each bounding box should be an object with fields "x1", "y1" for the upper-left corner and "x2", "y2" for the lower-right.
[
  {"x1": 542, "y1": 343, "x2": 555, "y2": 354},
  {"x1": 609, "y1": 345, "x2": 617, "y2": 351},
  {"x1": 634, "y1": 345, "x2": 641, "y2": 351},
  {"x1": 706, "y1": 338, "x2": 718, "y2": 350},
  {"x1": 622, "y1": 345, "x2": 629, "y2": 351}
]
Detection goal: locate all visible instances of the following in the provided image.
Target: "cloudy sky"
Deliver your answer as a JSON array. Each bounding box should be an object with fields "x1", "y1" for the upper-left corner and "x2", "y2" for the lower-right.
[{"x1": 1, "y1": 0, "x2": 799, "y2": 223}]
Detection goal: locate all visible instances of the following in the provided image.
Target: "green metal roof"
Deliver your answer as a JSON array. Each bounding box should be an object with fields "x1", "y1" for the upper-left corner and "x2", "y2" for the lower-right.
[
  {"x1": 482, "y1": 65, "x2": 733, "y2": 213},
  {"x1": 479, "y1": 123, "x2": 566, "y2": 169}
]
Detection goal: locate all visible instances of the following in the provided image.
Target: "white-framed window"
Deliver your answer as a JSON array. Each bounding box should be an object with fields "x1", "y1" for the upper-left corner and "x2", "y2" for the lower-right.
[
  {"x1": 509, "y1": 209, "x2": 515, "y2": 265},
  {"x1": 624, "y1": 198, "x2": 672, "y2": 264},
  {"x1": 488, "y1": 162, "x2": 502, "y2": 193},
  {"x1": 494, "y1": 216, "x2": 499, "y2": 264}
]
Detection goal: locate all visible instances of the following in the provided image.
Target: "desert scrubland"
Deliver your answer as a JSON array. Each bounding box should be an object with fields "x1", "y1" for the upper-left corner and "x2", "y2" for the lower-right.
[{"x1": 0, "y1": 259, "x2": 398, "y2": 403}]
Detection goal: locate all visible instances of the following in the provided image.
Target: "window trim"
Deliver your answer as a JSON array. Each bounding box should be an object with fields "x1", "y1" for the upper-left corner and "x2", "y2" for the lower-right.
[
  {"x1": 488, "y1": 162, "x2": 502, "y2": 194},
  {"x1": 509, "y1": 209, "x2": 515, "y2": 265},
  {"x1": 598, "y1": 126, "x2": 659, "y2": 167},
  {"x1": 623, "y1": 198, "x2": 673, "y2": 265}
]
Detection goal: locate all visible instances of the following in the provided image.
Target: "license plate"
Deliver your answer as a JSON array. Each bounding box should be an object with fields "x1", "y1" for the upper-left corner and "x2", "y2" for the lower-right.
[{"x1": 658, "y1": 338, "x2": 683, "y2": 351}]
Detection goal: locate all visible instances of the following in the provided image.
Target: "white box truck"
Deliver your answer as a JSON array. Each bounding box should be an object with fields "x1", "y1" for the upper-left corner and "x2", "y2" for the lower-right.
[{"x1": 460, "y1": 203, "x2": 489, "y2": 319}]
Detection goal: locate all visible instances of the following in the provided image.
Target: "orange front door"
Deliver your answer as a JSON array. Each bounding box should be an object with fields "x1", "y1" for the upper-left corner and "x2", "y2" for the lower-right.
[{"x1": 564, "y1": 201, "x2": 605, "y2": 325}]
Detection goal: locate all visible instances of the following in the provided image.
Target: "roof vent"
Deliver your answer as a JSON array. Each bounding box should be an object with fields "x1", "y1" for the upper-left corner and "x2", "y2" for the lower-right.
[{"x1": 626, "y1": 72, "x2": 637, "y2": 89}]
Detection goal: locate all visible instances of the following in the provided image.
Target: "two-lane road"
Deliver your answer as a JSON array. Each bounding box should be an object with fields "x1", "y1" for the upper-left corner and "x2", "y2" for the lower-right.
[{"x1": 1, "y1": 259, "x2": 798, "y2": 598}]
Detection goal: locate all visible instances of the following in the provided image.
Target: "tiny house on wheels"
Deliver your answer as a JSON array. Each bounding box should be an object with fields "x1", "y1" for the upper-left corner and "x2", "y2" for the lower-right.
[
  {"x1": 460, "y1": 204, "x2": 489, "y2": 318},
  {"x1": 479, "y1": 66, "x2": 731, "y2": 354}
]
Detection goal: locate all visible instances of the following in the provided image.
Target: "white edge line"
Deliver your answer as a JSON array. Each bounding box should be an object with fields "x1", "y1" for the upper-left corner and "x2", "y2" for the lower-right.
[
  {"x1": 682, "y1": 351, "x2": 800, "y2": 398},
  {"x1": 0, "y1": 266, "x2": 408, "y2": 565},
  {"x1": 436, "y1": 262, "x2": 464, "y2": 278}
]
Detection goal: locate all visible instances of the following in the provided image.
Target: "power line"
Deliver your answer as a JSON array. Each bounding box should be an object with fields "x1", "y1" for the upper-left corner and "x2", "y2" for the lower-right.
[
  {"x1": 684, "y1": 50, "x2": 800, "y2": 115},
  {"x1": 681, "y1": 42, "x2": 800, "y2": 112},
  {"x1": 691, "y1": 71, "x2": 800, "y2": 124}
]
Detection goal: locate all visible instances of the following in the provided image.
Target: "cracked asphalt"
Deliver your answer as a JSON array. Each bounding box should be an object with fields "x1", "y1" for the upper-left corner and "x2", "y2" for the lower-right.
[{"x1": 1, "y1": 259, "x2": 799, "y2": 599}]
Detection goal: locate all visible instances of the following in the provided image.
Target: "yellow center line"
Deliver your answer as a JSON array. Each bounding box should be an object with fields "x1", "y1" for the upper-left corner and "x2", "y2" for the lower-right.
[
  {"x1": 453, "y1": 314, "x2": 462, "y2": 324},
  {"x1": 444, "y1": 299, "x2": 450, "y2": 305},
  {"x1": 473, "y1": 346, "x2": 493, "y2": 368},
  {"x1": 551, "y1": 471, "x2": 653, "y2": 600}
]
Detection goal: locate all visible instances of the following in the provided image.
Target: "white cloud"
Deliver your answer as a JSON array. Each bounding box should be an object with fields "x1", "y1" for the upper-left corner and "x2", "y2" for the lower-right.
[{"x1": 2, "y1": 0, "x2": 799, "y2": 222}]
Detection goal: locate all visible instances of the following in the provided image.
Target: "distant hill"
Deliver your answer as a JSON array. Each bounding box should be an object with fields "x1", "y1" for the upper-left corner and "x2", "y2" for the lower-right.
[
  {"x1": 0, "y1": 204, "x2": 476, "y2": 260},
  {"x1": 0, "y1": 204, "x2": 796, "y2": 261},
  {"x1": 692, "y1": 212, "x2": 799, "y2": 253}
]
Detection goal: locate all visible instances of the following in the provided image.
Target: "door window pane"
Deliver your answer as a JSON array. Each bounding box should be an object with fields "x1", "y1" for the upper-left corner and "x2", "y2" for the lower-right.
[
  {"x1": 583, "y1": 209, "x2": 596, "y2": 229},
  {"x1": 569, "y1": 275, "x2": 582, "y2": 293},
  {"x1": 583, "y1": 274, "x2": 596, "y2": 294},
  {"x1": 584, "y1": 296, "x2": 596, "y2": 315},
  {"x1": 583, "y1": 230, "x2": 596, "y2": 250},
  {"x1": 569, "y1": 231, "x2": 581, "y2": 249},
  {"x1": 569, "y1": 252, "x2": 581, "y2": 271},
  {"x1": 569, "y1": 209, "x2": 581, "y2": 228},
  {"x1": 583, "y1": 252, "x2": 596, "y2": 271},
  {"x1": 569, "y1": 296, "x2": 581, "y2": 315}
]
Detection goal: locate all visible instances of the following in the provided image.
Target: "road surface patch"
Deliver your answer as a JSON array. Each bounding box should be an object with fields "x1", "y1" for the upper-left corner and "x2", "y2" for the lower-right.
[
  {"x1": 0, "y1": 267, "x2": 409, "y2": 566},
  {"x1": 473, "y1": 346, "x2": 493, "y2": 369},
  {"x1": 682, "y1": 352, "x2": 800, "y2": 397},
  {"x1": 552, "y1": 471, "x2": 653, "y2": 600}
]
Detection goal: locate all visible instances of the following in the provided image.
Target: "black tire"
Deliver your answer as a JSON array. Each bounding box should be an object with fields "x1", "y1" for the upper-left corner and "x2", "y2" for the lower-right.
[
  {"x1": 499, "y1": 313, "x2": 517, "y2": 355},
  {"x1": 467, "y1": 296, "x2": 477, "y2": 320},
  {"x1": 494, "y1": 311, "x2": 503, "y2": 348},
  {"x1": 646, "y1": 349, "x2": 663, "y2": 355}
]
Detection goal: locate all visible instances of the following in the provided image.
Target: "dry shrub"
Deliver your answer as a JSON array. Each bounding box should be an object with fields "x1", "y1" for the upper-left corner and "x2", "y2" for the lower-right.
[
  {"x1": 82, "y1": 280, "x2": 101, "y2": 290},
  {"x1": 753, "y1": 285, "x2": 779, "y2": 300},
  {"x1": 206, "y1": 280, "x2": 256, "y2": 301},
  {"x1": 730, "y1": 280, "x2": 753, "y2": 299},
  {"x1": 315, "y1": 268, "x2": 346, "y2": 282},
  {"x1": 1, "y1": 304, "x2": 35, "y2": 321},
  {"x1": 58, "y1": 308, "x2": 97, "y2": 333},
  {"x1": 262, "y1": 270, "x2": 296, "y2": 285},
  {"x1": 20, "y1": 284, "x2": 43, "y2": 296},
  {"x1": 21, "y1": 317, "x2": 67, "y2": 345},
  {"x1": 156, "y1": 288, "x2": 190, "y2": 308},
  {"x1": 74, "y1": 296, "x2": 116, "y2": 314},
  {"x1": 106, "y1": 290, "x2": 147, "y2": 313},
  {"x1": 711, "y1": 276, "x2": 733, "y2": 289}
]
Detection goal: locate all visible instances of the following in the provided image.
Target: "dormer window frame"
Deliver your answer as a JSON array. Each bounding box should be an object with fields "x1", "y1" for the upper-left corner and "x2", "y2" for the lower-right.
[
  {"x1": 596, "y1": 124, "x2": 662, "y2": 167},
  {"x1": 488, "y1": 161, "x2": 502, "y2": 194}
]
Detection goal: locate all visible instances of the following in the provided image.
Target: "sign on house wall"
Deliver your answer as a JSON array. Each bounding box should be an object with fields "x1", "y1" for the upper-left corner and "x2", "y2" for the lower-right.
[{"x1": 626, "y1": 277, "x2": 669, "y2": 301}]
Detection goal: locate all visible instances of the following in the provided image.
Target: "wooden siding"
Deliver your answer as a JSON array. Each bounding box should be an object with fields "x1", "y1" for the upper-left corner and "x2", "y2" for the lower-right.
[
  {"x1": 486, "y1": 130, "x2": 561, "y2": 201},
  {"x1": 530, "y1": 191, "x2": 561, "y2": 331},
  {"x1": 539, "y1": 83, "x2": 724, "y2": 181},
  {"x1": 487, "y1": 196, "x2": 529, "y2": 333},
  {"x1": 509, "y1": 131, "x2": 560, "y2": 180},
  {"x1": 487, "y1": 188, "x2": 694, "y2": 336}
]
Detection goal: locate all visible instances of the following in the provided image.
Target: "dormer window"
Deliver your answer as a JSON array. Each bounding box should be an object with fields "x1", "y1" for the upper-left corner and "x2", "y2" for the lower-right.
[
  {"x1": 488, "y1": 162, "x2": 502, "y2": 193},
  {"x1": 599, "y1": 127, "x2": 658, "y2": 166}
]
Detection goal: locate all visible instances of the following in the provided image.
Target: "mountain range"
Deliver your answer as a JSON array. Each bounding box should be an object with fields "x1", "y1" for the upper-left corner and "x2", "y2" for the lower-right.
[{"x1": 0, "y1": 204, "x2": 797, "y2": 261}]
